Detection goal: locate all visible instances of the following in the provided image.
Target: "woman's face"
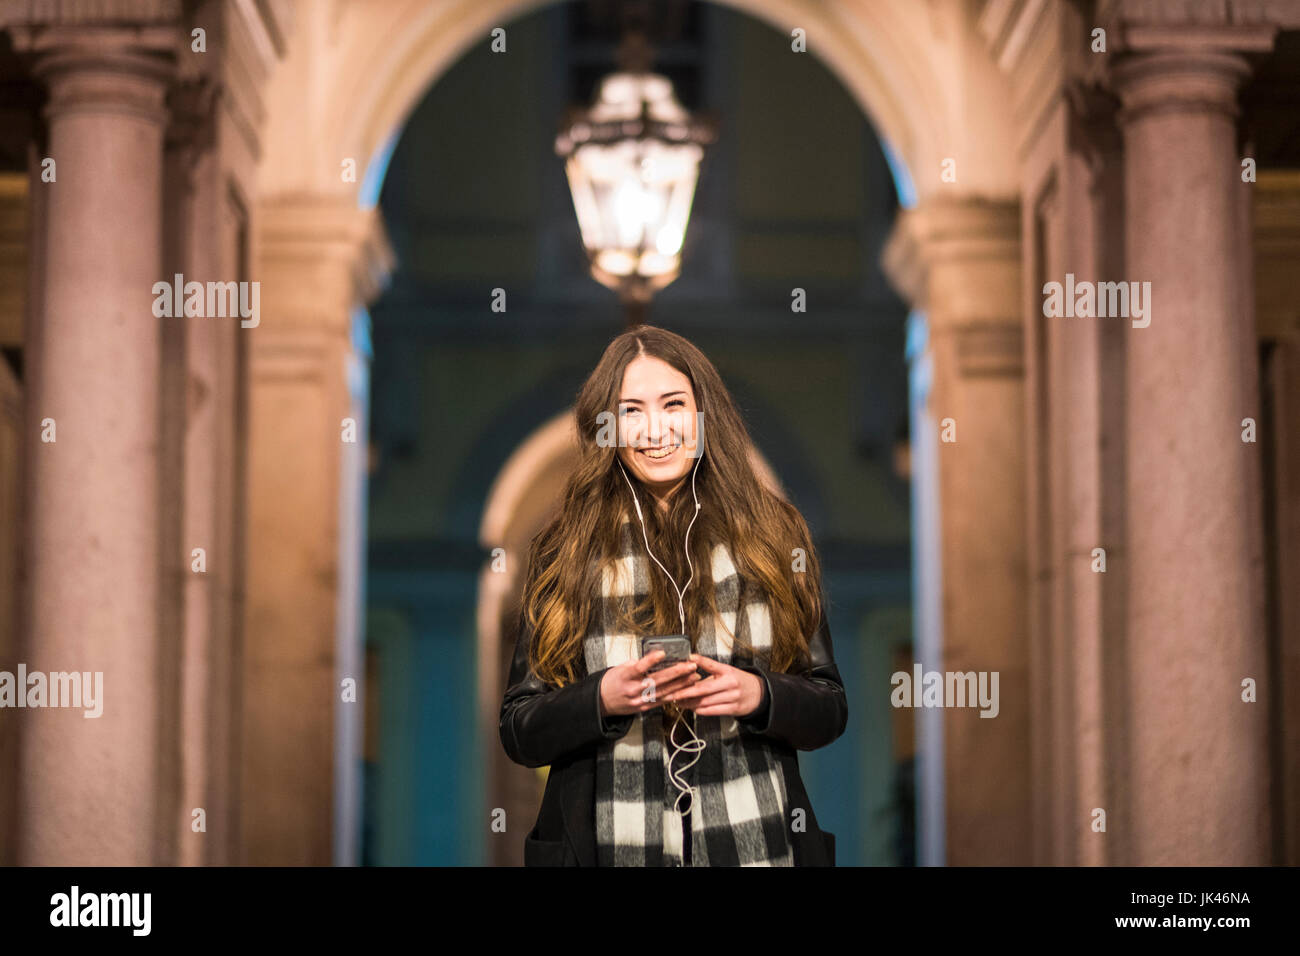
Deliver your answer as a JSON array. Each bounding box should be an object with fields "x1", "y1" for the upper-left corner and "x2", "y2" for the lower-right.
[{"x1": 615, "y1": 354, "x2": 700, "y2": 503}]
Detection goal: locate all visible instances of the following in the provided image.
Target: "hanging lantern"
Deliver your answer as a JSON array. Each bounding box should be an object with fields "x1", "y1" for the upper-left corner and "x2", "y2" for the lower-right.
[{"x1": 556, "y1": 69, "x2": 716, "y2": 314}]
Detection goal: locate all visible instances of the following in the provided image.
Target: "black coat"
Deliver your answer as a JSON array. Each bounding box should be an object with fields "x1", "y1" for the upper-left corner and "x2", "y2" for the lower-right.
[{"x1": 499, "y1": 609, "x2": 849, "y2": 866}]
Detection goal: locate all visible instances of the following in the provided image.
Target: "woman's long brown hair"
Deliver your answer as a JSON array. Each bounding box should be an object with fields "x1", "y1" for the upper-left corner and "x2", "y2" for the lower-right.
[{"x1": 521, "y1": 325, "x2": 824, "y2": 700}]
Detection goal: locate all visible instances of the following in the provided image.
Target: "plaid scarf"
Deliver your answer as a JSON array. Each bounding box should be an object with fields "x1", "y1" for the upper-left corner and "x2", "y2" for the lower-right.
[{"x1": 585, "y1": 514, "x2": 793, "y2": 866}]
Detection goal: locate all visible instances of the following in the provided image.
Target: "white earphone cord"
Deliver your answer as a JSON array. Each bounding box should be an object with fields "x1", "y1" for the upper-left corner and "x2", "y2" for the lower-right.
[{"x1": 617, "y1": 453, "x2": 705, "y2": 819}]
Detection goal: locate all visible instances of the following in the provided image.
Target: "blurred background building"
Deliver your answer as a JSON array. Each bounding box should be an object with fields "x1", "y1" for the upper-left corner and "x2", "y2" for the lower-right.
[{"x1": 0, "y1": 0, "x2": 1297, "y2": 867}]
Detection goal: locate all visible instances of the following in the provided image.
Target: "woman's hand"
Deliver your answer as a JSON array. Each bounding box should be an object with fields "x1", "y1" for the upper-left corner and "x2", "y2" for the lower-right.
[
  {"x1": 599, "y1": 651, "x2": 702, "y2": 718},
  {"x1": 663, "y1": 654, "x2": 766, "y2": 718}
]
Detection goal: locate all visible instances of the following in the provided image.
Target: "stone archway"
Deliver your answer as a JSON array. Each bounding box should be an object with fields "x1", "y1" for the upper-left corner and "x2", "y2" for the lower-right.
[
  {"x1": 252, "y1": 0, "x2": 1022, "y2": 866},
  {"x1": 260, "y1": 0, "x2": 1020, "y2": 206}
]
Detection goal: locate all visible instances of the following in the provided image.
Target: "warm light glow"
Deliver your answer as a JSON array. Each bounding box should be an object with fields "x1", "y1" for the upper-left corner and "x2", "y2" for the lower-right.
[
  {"x1": 655, "y1": 224, "x2": 683, "y2": 256},
  {"x1": 556, "y1": 70, "x2": 713, "y2": 299}
]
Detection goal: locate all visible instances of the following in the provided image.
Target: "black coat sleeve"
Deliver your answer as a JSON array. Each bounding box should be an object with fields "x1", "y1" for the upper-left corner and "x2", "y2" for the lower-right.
[
  {"x1": 499, "y1": 610, "x2": 635, "y2": 769},
  {"x1": 733, "y1": 612, "x2": 848, "y2": 751}
]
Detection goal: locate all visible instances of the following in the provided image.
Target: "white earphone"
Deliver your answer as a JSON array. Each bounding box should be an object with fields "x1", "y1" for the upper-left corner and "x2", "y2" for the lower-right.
[{"x1": 617, "y1": 450, "x2": 705, "y2": 819}]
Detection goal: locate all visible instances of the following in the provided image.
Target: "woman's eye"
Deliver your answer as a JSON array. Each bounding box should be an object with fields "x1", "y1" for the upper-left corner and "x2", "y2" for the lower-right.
[{"x1": 666, "y1": 400, "x2": 685, "y2": 409}]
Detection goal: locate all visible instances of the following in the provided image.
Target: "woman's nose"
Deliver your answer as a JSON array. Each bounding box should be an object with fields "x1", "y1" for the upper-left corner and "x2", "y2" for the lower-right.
[
  {"x1": 623, "y1": 418, "x2": 648, "y2": 449},
  {"x1": 643, "y1": 410, "x2": 662, "y2": 445}
]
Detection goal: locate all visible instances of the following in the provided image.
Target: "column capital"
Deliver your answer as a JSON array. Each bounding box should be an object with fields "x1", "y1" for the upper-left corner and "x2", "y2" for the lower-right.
[
  {"x1": 1096, "y1": 0, "x2": 1280, "y2": 125},
  {"x1": 8, "y1": 24, "x2": 179, "y2": 125},
  {"x1": 1111, "y1": 49, "x2": 1254, "y2": 125},
  {"x1": 257, "y1": 195, "x2": 396, "y2": 314},
  {"x1": 882, "y1": 195, "x2": 1020, "y2": 311},
  {"x1": 253, "y1": 196, "x2": 395, "y2": 381}
]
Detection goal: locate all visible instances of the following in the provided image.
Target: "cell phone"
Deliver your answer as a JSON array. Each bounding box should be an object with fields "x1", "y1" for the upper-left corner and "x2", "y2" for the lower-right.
[{"x1": 641, "y1": 635, "x2": 690, "y2": 673}]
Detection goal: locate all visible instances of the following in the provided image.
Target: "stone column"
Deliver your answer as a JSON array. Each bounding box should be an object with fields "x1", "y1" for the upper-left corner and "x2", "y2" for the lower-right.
[
  {"x1": 1021, "y1": 85, "x2": 1129, "y2": 867},
  {"x1": 1111, "y1": 46, "x2": 1271, "y2": 865},
  {"x1": 158, "y1": 78, "x2": 221, "y2": 868},
  {"x1": 12, "y1": 25, "x2": 175, "y2": 865},
  {"x1": 242, "y1": 194, "x2": 391, "y2": 864},
  {"x1": 884, "y1": 196, "x2": 1030, "y2": 865}
]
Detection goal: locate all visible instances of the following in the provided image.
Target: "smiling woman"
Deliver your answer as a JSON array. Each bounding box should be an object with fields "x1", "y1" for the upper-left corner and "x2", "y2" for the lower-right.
[
  {"x1": 614, "y1": 353, "x2": 701, "y2": 504},
  {"x1": 499, "y1": 324, "x2": 848, "y2": 867}
]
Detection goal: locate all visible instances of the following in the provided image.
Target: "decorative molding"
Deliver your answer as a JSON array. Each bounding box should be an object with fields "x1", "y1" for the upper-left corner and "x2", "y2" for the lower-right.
[
  {"x1": 161, "y1": 0, "x2": 287, "y2": 165},
  {"x1": 976, "y1": 0, "x2": 1069, "y2": 162},
  {"x1": 1111, "y1": 49, "x2": 1253, "y2": 125},
  {"x1": 955, "y1": 321, "x2": 1025, "y2": 377},
  {"x1": 882, "y1": 195, "x2": 1020, "y2": 309},
  {"x1": 13, "y1": 26, "x2": 177, "y2": 126},
  {"x1": 1111, "y1": 21, "x2": 1278, "y2": 53},
  {"x1": 257, "y1": 195, "x2": 396, "y2": 315},
  {"x1": 978, "y1": 0, "x2": 1051, "y2": 74},
  {"x1": 1094, "y1": 0, "x2": 1282, "y2": 53},
  {"x1": 215, "y1": 0, "x2": 290, "y2": 159},
  {"x1": 1064, "y1": 79, "x2": 1123, "y2": 189},
  {"x1": 247, "y1": 324, "x2": 336, "y2": 383},
  {"x1": 0, "y1": 0, "x2": 182, "y2": 26},
  {"x1": 165, "y1": 76, "x2": 217, "y2": 161},
  {"x1": 3, "y1": 1, "x2": 287, "y2": 162},
  {"x1": 1096, "y1": 0, "x2": 1300, "y2": 29}
]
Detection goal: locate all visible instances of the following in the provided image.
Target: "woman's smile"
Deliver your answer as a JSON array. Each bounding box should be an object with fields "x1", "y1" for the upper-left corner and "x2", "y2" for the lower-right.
[{"x1": 638, "y1": 442, "x2": 681, "y2": 461}]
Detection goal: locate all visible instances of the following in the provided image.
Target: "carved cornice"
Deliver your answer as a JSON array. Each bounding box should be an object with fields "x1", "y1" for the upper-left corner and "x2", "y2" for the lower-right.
[
  {"x1": 0, "y1": 0, "x2": 182, "y2": 27},
  {"x1": 1091, "y1": 0, "x2": 1282, "y2": 119},
  {"x1": 1095, "y1": 0, "x2": 1281, "y2": 53},
  {"x1": 1095, "y1": 0, "x2": 1300, "y2": 29}
]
